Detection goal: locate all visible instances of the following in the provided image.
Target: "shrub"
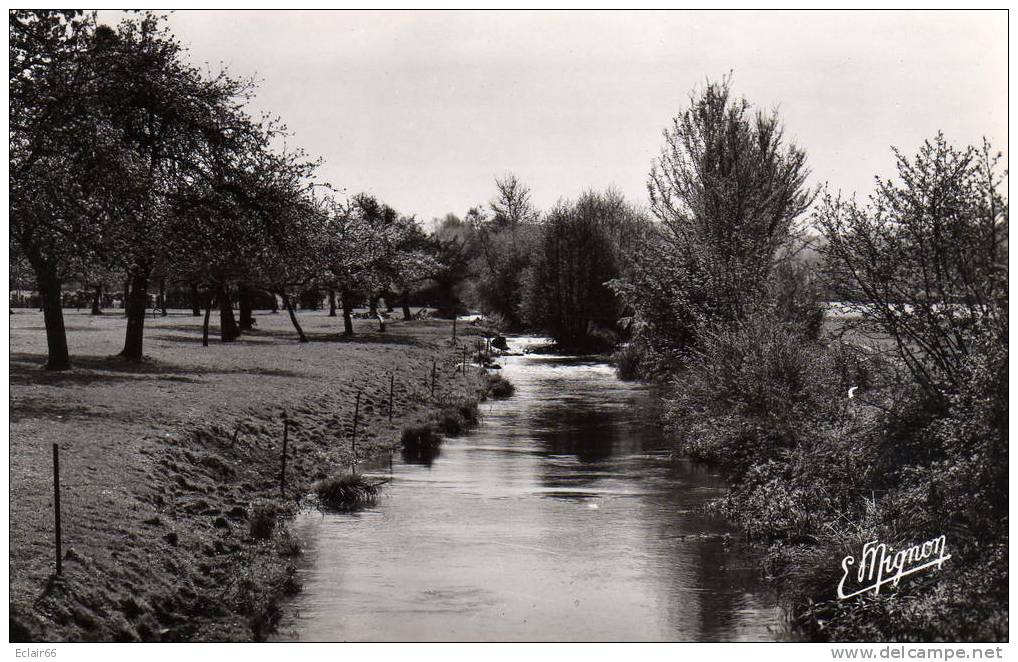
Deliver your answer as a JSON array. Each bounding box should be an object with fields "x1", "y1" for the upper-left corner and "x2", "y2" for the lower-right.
[
  {"x1": 668, "y1": 311, "x2": 850, "y2": 478},
  {"x1": 249, "y1": 501, "x2": 279, "y2": 541},
  {"x1": 610, "y1": 343, "x2": 642, "y2": 381},
  {"x1": 485, "y1": 373, "x2": 515, "y2": 398},
  {"x1": 429, "y1": 398, "x2": 479, "y2": 435},
  {"x1": 432, "y1": 408, "x2": 465, "y2": 435},
  {"x1": 314, "y1": 474, "x2": 378, "y2": 511}
]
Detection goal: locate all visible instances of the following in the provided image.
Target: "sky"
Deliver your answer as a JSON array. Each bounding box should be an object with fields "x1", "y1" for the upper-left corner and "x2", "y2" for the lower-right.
[{"x1": 99, "y1": 10, "x2": 1007, "y2": 223}]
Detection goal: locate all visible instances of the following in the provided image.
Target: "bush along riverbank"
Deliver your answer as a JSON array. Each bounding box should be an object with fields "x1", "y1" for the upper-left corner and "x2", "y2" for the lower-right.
[
  {"x1": 9, "y1": 314, "x2": 510, "y2": 642},
  {"x1": 657, "y1": 312, "x2": 1007, "y2": 642}
]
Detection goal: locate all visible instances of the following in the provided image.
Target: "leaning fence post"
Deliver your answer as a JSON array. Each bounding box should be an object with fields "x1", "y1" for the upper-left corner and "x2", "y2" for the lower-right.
[
  {"x1": 351, "y1": 390, "x2": 361, "y2": 473},
  {"x1": 279, "y1": 412, "x2": 289, "y2": 498},
  {"x1": 52, "y1": 443, "x2": 62, "y2": 577}
]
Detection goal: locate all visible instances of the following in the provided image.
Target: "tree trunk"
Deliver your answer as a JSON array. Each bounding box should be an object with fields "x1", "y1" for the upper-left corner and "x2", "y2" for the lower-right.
[
  {"x1": 270, "y1": 292, "x2": 278, "y2": 314},
  {"x1": 238, "y1": 283, "x2": 254, "y2": 332},
  {"x1": 218, "y1": 285, "x2": 240, "y2": 343},
  {"x1": 341, "y1": 288, "x2": 354, "y2": 336},
  {"x1": 281, "y1": 292, "x2": 308, "y2": 343},
  {"x1": 328, "y1": 289, "x2": 337, "y2": 317},
  {"x1": 369, "y1": 295, "x2": 378, "y2": 317},
  {"x1": 120, "y1": 272, "x2": 149, "y2": 361},
  {"x1": 202, "y1": 290, "x2": 212, "y2": 347},
  {"x1": 190, "y1": 283, "x2": 201, "y2": 316},
  {"x1": 402, "y1": 290, "x2": 412, "y2": 321},
  {"x1": 91, "y1": 284, "x2": 102, "y2": 315},
  {"x1": 37, "y1": 267, "x2": 70, "y2": 370}
]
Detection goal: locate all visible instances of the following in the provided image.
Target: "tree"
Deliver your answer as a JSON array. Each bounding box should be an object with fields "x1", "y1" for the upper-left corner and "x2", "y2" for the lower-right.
[
  {"x1": 613, "y1": 77, "x2": 815, "y2": 364},
  {"x1": 423, "y1": 213, "x2": 475, "y2": 318},
  {"x1": 489, "y1": 172, "x2": 537, "y2": 229},
  {"x1": 321, "y1": 195, "x2": 394, "y2": 335},
  {"x1": 172, "y1": 123, "x2": 323, "y2": 345},
  {"x1": 524, "y1": 190, "x2": 648, "y2": 350},
  {"x1": 255, "y1": 191, "x2": 329, "y2": 344},
  {"x1": 470, "y1": 174, "x2": 540, "y2": 328},
  {"x1": 10, "y1": 10, "x2": 98, "y2": 369},
  {"x1": 383, "y1": 216, "x2": 439, "y2": 322},
  {"x1": 90, "y1": 14, "x2": 255, "y2": 359},
  {"x1": 815, "y1": 134, "x2": 1008, "y2": 396}
]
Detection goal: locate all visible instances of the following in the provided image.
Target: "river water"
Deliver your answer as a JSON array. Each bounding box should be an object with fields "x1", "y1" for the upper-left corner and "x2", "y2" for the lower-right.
[{"x1": 276, "y1": 337, "x2": 793, "y2": 642}]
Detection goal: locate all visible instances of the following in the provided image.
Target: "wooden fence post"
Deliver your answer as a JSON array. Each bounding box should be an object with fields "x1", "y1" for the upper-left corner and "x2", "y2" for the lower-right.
[
  {"x1": 52, "y1": 443, "x2": 62, "y2": 577},
  {"x1": 388, "y1": 372, "x2": 395, "y2": 423},
  {"x1": 351, "y1": 390, "x2": 361, "y2": 473},
  {"x1": 279, "y1": 413, "x2": 289, "y2": 498}
]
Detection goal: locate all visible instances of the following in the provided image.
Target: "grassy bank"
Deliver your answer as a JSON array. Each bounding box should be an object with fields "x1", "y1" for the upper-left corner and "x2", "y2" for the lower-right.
[{"x1": 10, "y1": 309, "x2": 494, "y2": 641}]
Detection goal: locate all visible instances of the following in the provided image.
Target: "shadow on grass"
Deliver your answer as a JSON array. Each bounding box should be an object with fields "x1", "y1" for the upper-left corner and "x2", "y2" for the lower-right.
[
  {"x1": 9, "y1": 353, "x2": 302, "y2": 386},
  {"x1": 301, "y1": 331, "x2": 428, "y2": 347},
  {"x1": 148, "y1": 332, "x2": 280, "y2": 345},
  {"x1": 10, "y1": 398, "x2": 118, "y2": 423}
]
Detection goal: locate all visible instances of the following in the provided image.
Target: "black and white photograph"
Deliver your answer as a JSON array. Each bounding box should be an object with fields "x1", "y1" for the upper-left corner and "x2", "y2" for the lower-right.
[{"x1": 7, "y1": 7, "x2": 1009, "y2": 653}]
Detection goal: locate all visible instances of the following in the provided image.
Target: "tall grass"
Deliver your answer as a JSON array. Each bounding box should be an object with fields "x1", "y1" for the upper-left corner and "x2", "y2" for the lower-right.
[
  {"x1": 314, "y1": 474, "x2": 379, "y2": 511},
  {"x1": 610, "y1": 343, "x2": 643, "y2": 381},
  {"x1": 485, "y1": 373, "x2": 515, "y2": 398}
]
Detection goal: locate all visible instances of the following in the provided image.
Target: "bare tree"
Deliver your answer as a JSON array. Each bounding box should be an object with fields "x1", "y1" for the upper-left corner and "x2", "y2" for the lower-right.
[{"x1": 490, "y1": 172, "x2": 537, "y2": 229}]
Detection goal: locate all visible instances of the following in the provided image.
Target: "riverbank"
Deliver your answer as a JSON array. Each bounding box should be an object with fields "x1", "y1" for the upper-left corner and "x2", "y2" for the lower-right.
[
  {"x1": 10, "y1": 309, "x2": 492, "y2": 641},
  {"x1": 649, "y1": 314, "x2": 1007, "y2": 642}
]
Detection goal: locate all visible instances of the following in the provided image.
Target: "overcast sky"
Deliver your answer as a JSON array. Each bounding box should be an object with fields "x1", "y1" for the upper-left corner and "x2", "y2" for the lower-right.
[{"x1": 100, "y1": 10, "x2": 1007, "y2": 223}]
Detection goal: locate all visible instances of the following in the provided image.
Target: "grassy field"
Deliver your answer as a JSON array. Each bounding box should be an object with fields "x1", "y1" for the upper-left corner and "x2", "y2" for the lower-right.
[{"x1": 10, "y1": 308, "x2": 490, "y2": 641}]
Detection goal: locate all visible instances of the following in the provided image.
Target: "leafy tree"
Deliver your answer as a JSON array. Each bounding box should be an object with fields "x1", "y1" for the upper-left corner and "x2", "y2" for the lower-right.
[
  {"x1": 322, "y1": 194, "x2": 400, "y2": 335},
  {"x1": 815, "y1": 134, "x2": 1008, "y2": 397},
  {"x1": 88, "y1": 14, "x2": 256, "y2": 359},
  {"x1": 423, "y1": 213, "x2": 475, "y2": 318},
  {"x1": 470, "y1": 174, "x2": 540, "y2": 328},
  {"x1": 616, "y1": 77, "x2": 815, "y2": 364},
  {"x1": 383, "y1": 215, "x2": 439, "y2": 321},
  {"x1": 10, "y1": 10, "x2": 99, "y2": 369},
  {"x1": 524, "y1": 190, "x2": 648, "y2": 350},
  {"x1": 170, "y1": 114, "x2": 319, "y2": 344}
]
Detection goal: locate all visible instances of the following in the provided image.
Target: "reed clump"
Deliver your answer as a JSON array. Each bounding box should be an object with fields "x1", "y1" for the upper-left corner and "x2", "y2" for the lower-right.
[
  {"x1": 485, "y1": 373, "x2": 515, "y2": 398},
  {"x1": 314, "y1": 473, "x2": 379, "y2": 511},
  {"x1": 249, "y1": 500, "x2": 279, "y2": 541}
]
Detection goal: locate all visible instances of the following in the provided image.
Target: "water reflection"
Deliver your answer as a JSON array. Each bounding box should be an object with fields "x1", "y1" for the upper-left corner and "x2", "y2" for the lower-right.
[
  {"x1": 400, "y1": 444, "x2": 441, "y2": 467},
  {"x1": 277, "y1": 339, "x2": 793, "y2": 642}
]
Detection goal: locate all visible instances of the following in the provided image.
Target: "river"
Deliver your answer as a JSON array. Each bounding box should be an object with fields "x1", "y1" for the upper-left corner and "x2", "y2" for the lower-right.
[{"x1": 275, "y1": 337, "x2": 794, "y2": 642}]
